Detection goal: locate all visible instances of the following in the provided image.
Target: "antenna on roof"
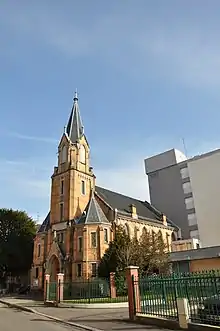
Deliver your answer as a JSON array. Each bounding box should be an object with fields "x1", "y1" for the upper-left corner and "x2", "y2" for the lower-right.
[{"x1": 182, "y1": 138, "x2": 188, "y2": 158}]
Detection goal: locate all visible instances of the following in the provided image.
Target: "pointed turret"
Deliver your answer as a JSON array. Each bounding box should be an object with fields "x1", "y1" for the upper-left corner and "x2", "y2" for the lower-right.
[
  {"x1": 66, "y1": 90, "x2": 84, "y2": 143},
  {"x1": 77, "y1": 191, "x2": 110, "y2": 225}
]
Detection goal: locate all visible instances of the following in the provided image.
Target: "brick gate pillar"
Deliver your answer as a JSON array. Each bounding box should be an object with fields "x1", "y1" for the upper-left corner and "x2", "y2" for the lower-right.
[
  {"x1": 126, "y1": 266, "x2": 140, "y2": 320},
  {"x1": 56, "y1": 273, "x2": 64, "y2": 304},
  {"x1": 110, "y1": 272, "x2": 116, "y2": 298},
  {"x1": 44, "y1": 274, "x2": 50, "y2": 302}
]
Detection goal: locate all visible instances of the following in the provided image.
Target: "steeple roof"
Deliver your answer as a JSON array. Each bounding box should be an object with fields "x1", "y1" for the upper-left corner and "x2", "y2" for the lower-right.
[
  {"x1": 66, "y1": 91, "x2": 84, "y2": 143},
  {"x1": 77, "y1": 191, "x2": 110, "y2": 225}
]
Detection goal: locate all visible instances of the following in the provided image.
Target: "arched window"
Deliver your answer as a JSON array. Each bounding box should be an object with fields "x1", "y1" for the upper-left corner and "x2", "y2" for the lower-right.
[
  {"x1": 171, "y1": 232, "x2": 176, "y2": 241},
  {"x1": 61, "y1": 145, "x2": 67, "y2": 163},
  {"x1": 124, "y1": 223, "x2": 130, "y2": 238},
  {"x1": 79, "y1": 145, "x2": 86, "y2": 163},
  {"x1": 158, "y1": 230, "x2": 163, "y2": 241},
  {"x1": 134, "y1": 226, "x2": 138, "y2": 239},
  {"x1": 142, "y1": 227, "x2": 147, "y2": 236}
]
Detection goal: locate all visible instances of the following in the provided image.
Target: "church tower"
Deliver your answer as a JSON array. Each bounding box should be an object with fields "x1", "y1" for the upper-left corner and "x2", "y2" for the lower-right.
[{"x1": 50, "y1": 91, "x2": 95, "y2": 226}]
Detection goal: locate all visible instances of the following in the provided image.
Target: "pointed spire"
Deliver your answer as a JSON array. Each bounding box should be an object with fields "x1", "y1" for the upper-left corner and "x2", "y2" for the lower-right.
[{"x1": 66, "y1": 90, "x2": 84, "y2": 143}]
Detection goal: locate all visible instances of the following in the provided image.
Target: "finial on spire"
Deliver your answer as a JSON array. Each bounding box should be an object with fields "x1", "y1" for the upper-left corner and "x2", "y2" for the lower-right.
[
  {"x1": 74, "y1": 88, "x2": 78, "y2": 102},
  {"x1": 63, "y1": 125, "x2": 66, "y2": 133}
]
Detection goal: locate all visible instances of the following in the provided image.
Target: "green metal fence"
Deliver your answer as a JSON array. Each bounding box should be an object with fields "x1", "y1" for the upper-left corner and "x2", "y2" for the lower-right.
[
  {"x1": 48, "y1": 281, "x2": 57, "y2": 301},
  {"x1": 115, "y1": 272, "x2": 128, "y2": 301},
  {"x1": 182, "y1": 271, "x2": 220, "y2": 326},
  {"x1": 62, "y1": 276, "x2": 128, "y2": 304},
  {"x1": 133, "y1": 271, "x2": 220, "y2": 326},
  {"x1": 135, "y1": 275, "x2": 178, "y2": 320}
]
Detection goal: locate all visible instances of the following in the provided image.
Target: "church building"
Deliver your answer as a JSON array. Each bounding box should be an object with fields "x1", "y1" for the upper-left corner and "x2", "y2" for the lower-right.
[{"x1": 31, "y1": 93, "x2": 178, "y2": 290}]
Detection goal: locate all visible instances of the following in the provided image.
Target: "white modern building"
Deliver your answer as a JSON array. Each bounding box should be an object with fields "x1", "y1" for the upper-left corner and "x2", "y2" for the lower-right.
[{"x1": 145, "y1": 148, "x2": 220, "y2": 248}]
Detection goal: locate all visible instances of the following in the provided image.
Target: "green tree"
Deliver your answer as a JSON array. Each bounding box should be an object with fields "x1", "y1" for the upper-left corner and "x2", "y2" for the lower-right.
[
  {"x1": 138, "y1": 230, "x2": 168, "y2": 276},
  {"x1": 0, "y1": 208, "x2": 36, "y2": 278},
  {"x1": 98, "y1": 225, "x2": 169, "y2": 278}
]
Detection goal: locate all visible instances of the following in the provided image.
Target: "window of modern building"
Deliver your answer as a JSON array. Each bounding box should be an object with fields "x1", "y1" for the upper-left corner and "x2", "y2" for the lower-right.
[
  {"x1": 187, "y1": 213, "x2": 197, "y2": 226},
  {"x1": 91, "y1": 263, "x2": 97, "y2": 277},
  {"x1": 78, "y1": 237, "x2": 83, "y2": 252},
  {"x1": 60, "y1": 203, "x2": 64, "y2": 220},
  {"x1": 180, "y1": 167, "x2": 189, "y2": 179},
  {"x1": 91, "y1": 232, "x2": 97, "y2": 248},
  {"x1": 185, "y1": 197, "x2": 195, "y2": 210},
  {"x1": 182, "y1": 181, "x2": 192, "y2": 194},
  {"x1": 60, "y1": 179, "x2": 64, "y2": 195},
  {"x1": 104, "y1": 229, "x2": 108, "y2": 243},
  {"x1": 190, "y1": 229, "x2": 199, "y2": 239},
  {"x1": 81, "y1": 180, "x2": 85, "y2": 195},
  {"x1": 77, "y1": 264, "x2": 82, "y2": 277}
]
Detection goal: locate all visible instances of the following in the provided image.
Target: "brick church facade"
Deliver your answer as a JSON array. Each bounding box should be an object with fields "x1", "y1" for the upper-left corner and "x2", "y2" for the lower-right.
[{"x1": 31, "y1": 93, "x2": 177, "y2": 290}]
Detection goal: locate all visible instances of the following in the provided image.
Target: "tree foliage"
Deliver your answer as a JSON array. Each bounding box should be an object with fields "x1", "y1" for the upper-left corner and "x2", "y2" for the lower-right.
[
  {"x1": 98, "y1": 225, "x2": 169, "y2": 278},
  {"x1": 0, "y1": 208, "x2": 37, "y2": 278}
]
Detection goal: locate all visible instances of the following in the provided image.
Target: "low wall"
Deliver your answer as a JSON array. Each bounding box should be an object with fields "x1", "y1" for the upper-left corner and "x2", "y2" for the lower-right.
[{"x1": 135, "y1": 314, "x2": 181, "y2": 330}]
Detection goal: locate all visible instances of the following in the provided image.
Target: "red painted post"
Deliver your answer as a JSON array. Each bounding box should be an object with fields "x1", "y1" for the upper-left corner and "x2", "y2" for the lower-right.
[
  {"x1": 126, "y1": 266, "x2": 141, "y2": 320},
  {"x1": 110, "y1": 272, "x2": 116, "y2": 298},
  {"x1": 44, "y1": 274, "x2": 50, "y2": 302},
  {"x1": 56, "y1": 273, "x2": 64, "y2": 304}
]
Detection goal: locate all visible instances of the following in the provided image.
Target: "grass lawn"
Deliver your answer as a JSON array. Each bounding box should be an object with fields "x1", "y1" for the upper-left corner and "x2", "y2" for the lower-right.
[{"x1": 64, "y1": 296, "x2": 128, "y2": 304}]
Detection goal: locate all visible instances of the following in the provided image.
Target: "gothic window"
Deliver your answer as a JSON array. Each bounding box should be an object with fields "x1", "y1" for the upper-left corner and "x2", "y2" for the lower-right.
[
  {"x1": 79, "y1": 145, "x2": 86, "y2": 163},
  {"x1": 61, "y1": 145, "x2": 67, "y2": 163},
  {"x1": 91, "y1": 263, "x2": 97, "y2": 277},
  {"x1": 77, "y1": 264, "x2": 82, "y2": 277},
  {"x1": 81, "y1": 180, "x2": 86, "y2": 195},
  {"x1": 78, "y1": 237, "x2": 83, "y2": 252},
  {"x1": 37, "y1": 244, "x2": 41, "y2": 257},
  {"x1": 142, "y1": 227, "x2": 147, "y2": 236},
  {"x1": 91, "y1": 232, "x2": 97, "y2": 248},
  {"x1": 104, "y1": 229, "x2": 108, "y2": 243},
  {"x1": 60, "y1": 179, "x2": 64, "y2": 195},
  {"x1": 152, "y1": 230, "x2": 155, "y2": 244},
  {"x1": 59, "y1": 232, "x2": 64, "y2": 243},
  {"x1": 134, "y1": 227, "x2": 138, "y2": 239},
  {"x1": 124, "y1": 223, "x2": 130, "y2": 238},
  {"x1": 158, "y1": 230, "x2": 163, "y2": 240},
  {"x1": 60, "y1": 203, "x2": 64, "y2": 221}
]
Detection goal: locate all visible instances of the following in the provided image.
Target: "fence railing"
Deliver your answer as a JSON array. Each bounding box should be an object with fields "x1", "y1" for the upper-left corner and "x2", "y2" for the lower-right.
[
  {"x1": 134, "y1": 275, "x2": 178, "y2": 320},
  {"x1": 62, "y1": 276, "x2": 128, "y2": 304},
  {"x1": 48, "y1": 281, "x2": 57, "y2": 302},
  {"x1": 132, "y1": 271, "x2": 220, "y2": 326}
]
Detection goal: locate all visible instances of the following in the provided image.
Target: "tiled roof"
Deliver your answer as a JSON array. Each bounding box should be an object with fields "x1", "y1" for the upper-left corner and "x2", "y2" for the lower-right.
[
  {"x1": 77, "y1": 192, "x2": 109, "y2": 225},
  {"x1": 95, "y1": 185, "x2": 176, "y2": 227},
  {"x1": 66, "y1": 92, "x2": 84, "y2": 143},
  {"x1": 37, "y1": 185, "x2": 177, "y2": 233},
  {"x1": 37, "y1": 212, "x2": 50, "y2": 233}
]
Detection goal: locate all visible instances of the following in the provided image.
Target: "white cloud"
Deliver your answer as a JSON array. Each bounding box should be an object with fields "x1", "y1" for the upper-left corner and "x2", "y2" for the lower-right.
[
  {"x1": 96, "y1": 165, "x2": 149, "y2": 202},
  {"x1": 2, "y1": 3, "x2": 220, "y2": 89},
  {"x1": 6, "y1": 132, "x2": 58, "y2": 144},
  {"x1": 5, "y1": 4, "x2": 220, "y2": 90}
]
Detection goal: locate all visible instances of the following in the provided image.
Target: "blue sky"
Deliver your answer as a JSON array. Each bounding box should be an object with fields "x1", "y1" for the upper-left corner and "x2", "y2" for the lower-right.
[{"x1": 1, "y1": 0, "x2": 220, "y2": 222}]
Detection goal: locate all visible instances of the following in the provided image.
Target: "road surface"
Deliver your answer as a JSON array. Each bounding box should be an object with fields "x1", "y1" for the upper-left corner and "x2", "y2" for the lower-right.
[{"x1": 0, "y1": 303, "x2": 77, "y2": 331}]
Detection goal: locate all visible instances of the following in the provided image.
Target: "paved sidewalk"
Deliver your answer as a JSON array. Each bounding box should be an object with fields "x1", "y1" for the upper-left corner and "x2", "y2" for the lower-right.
[{"x1": 0, "y1": 297, "x2": 175, "y2": 331}]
